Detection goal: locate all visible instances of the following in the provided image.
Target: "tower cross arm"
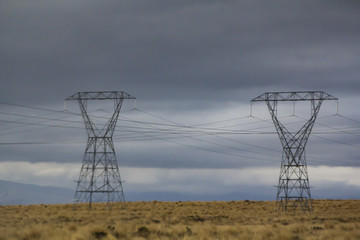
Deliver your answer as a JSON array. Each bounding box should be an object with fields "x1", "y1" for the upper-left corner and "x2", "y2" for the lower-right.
[
  {"x1": 66, "y1": 91, "x2": 136, "y2": 101},
  {"x1": 251, "y1": 91, "x2": 338, "y2": 102}
]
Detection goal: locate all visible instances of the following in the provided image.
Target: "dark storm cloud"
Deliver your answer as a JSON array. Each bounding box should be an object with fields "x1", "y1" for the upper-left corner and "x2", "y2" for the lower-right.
[{"x1": 1, "y1": 0, "x2": 359, "y2": 105}]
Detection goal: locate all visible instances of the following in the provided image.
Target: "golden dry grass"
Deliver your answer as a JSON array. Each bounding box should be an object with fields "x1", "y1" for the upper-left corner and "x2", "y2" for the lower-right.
[{"x1": 0, "y1": 200, "x2": 360, "y2": 240}]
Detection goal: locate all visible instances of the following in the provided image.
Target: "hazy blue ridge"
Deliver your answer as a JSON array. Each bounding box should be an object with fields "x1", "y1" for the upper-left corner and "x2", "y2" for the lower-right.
[
  {"x1": 0, "y1": 179, "x2": 74, "y2": 205},
  {"x1": 1, "y1": 179, "x2": 359, "y2": 205}
]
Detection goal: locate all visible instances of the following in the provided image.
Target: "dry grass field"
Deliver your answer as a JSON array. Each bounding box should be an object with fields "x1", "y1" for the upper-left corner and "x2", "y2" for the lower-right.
[{"x1": 0, "y1": 200, "x2": 360, "y2": 240}]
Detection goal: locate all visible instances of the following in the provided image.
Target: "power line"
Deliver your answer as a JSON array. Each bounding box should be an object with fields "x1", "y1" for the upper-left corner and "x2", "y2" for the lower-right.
[
  {"x1": 134, "y1": 108, "x2": 281, "y2": 156},
  {"x1": 293, "y1": 115, "x2": 360, "y2": 148},
  {"x1": 117, "y1": 115, "x2": 281, "y2": 163},
  {"x1": 0, "y1": 100, "x2": 358, "y2": 167},
  {"x1": 338, "y1": 114, "x2": 360, "y2": 124},
  {"x1": 1, "y1": 101, "x2": 357, "y2": 136}
]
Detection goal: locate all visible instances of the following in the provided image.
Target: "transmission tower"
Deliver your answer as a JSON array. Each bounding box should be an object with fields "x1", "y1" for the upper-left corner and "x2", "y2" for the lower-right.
[
  {"x1": 66, "y1": 91, "x2": 135, "y2": 209},
  {"x1": 251, "y1": 91, "x2": 338, "y2": 212}
]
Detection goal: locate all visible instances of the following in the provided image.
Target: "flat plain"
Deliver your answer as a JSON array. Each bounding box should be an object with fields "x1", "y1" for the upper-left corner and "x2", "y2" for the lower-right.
[{"x1": 0, "y1": 200, "x2": 360, "y2": 240}]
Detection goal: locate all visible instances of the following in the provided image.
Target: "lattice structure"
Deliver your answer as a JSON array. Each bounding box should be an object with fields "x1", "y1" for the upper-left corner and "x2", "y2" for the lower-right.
[
  {"x1": 66, "y1": 91, "x2": 135, "y2": 209},
  {"x1": 251, "y1": 91, "x2": 338, "y2": 212}
]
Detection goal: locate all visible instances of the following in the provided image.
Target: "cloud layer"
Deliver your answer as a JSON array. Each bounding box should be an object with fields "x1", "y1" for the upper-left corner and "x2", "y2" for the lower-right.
[{"x1": 1, "y1": 0, "x2": 360, "y2": 104}]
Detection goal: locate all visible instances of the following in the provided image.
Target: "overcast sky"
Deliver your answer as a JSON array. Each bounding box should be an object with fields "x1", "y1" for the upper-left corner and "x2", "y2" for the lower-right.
[{"x1": 0, "y1": 0, "x2": 360, "y2": 202}]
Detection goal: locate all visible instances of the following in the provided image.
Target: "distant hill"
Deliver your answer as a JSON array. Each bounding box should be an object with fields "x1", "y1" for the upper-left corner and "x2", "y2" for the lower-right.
[
  {"x1": 0, "y1": 179, "x2": 74, "y2": 205},
  {"x1": 1, "y1": 179, "x2": 358, "y2": 205},
  {"x1": 0, "y1": 179, "x2": 271, "y2": 205}
]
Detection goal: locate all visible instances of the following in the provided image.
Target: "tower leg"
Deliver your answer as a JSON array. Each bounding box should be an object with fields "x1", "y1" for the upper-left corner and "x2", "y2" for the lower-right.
[
  {"x1": 74, "y1": 137, "x2": 125, "y2": 209},
  {"x1": 276, "y1": 151, "x2": 312, "y2": 212}
]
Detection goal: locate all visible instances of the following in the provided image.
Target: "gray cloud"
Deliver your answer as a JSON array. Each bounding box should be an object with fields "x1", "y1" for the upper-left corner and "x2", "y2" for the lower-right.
[{"x1": 1, "y1": 0, "x2": 359, "y2": 104}]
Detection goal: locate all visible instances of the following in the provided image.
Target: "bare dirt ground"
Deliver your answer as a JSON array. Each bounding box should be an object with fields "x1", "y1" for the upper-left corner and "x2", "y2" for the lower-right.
[{"x1": 1, "y1": 200, "x2": 360, "y2": 240}]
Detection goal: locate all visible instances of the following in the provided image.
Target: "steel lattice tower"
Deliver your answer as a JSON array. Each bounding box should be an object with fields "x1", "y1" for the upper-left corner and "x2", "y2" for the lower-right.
[
  {"x1": 251, "y1": 91, "x2": 337, "y2": 212},
  {"x1": 66, "y1": 91, "x2": 135, "y2": 209}
]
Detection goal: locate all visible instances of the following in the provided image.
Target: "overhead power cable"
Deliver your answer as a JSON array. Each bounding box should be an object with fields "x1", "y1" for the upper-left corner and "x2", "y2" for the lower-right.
[
  {"x1": 293, "y1": 115, "x2": 360, "y2": 148},
  {"x1": 0, "y1": 100, "x2": 359, "y2": 167},
  {"x1": 134, "y1": 108, "x2": 281, "y2": 156}
]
